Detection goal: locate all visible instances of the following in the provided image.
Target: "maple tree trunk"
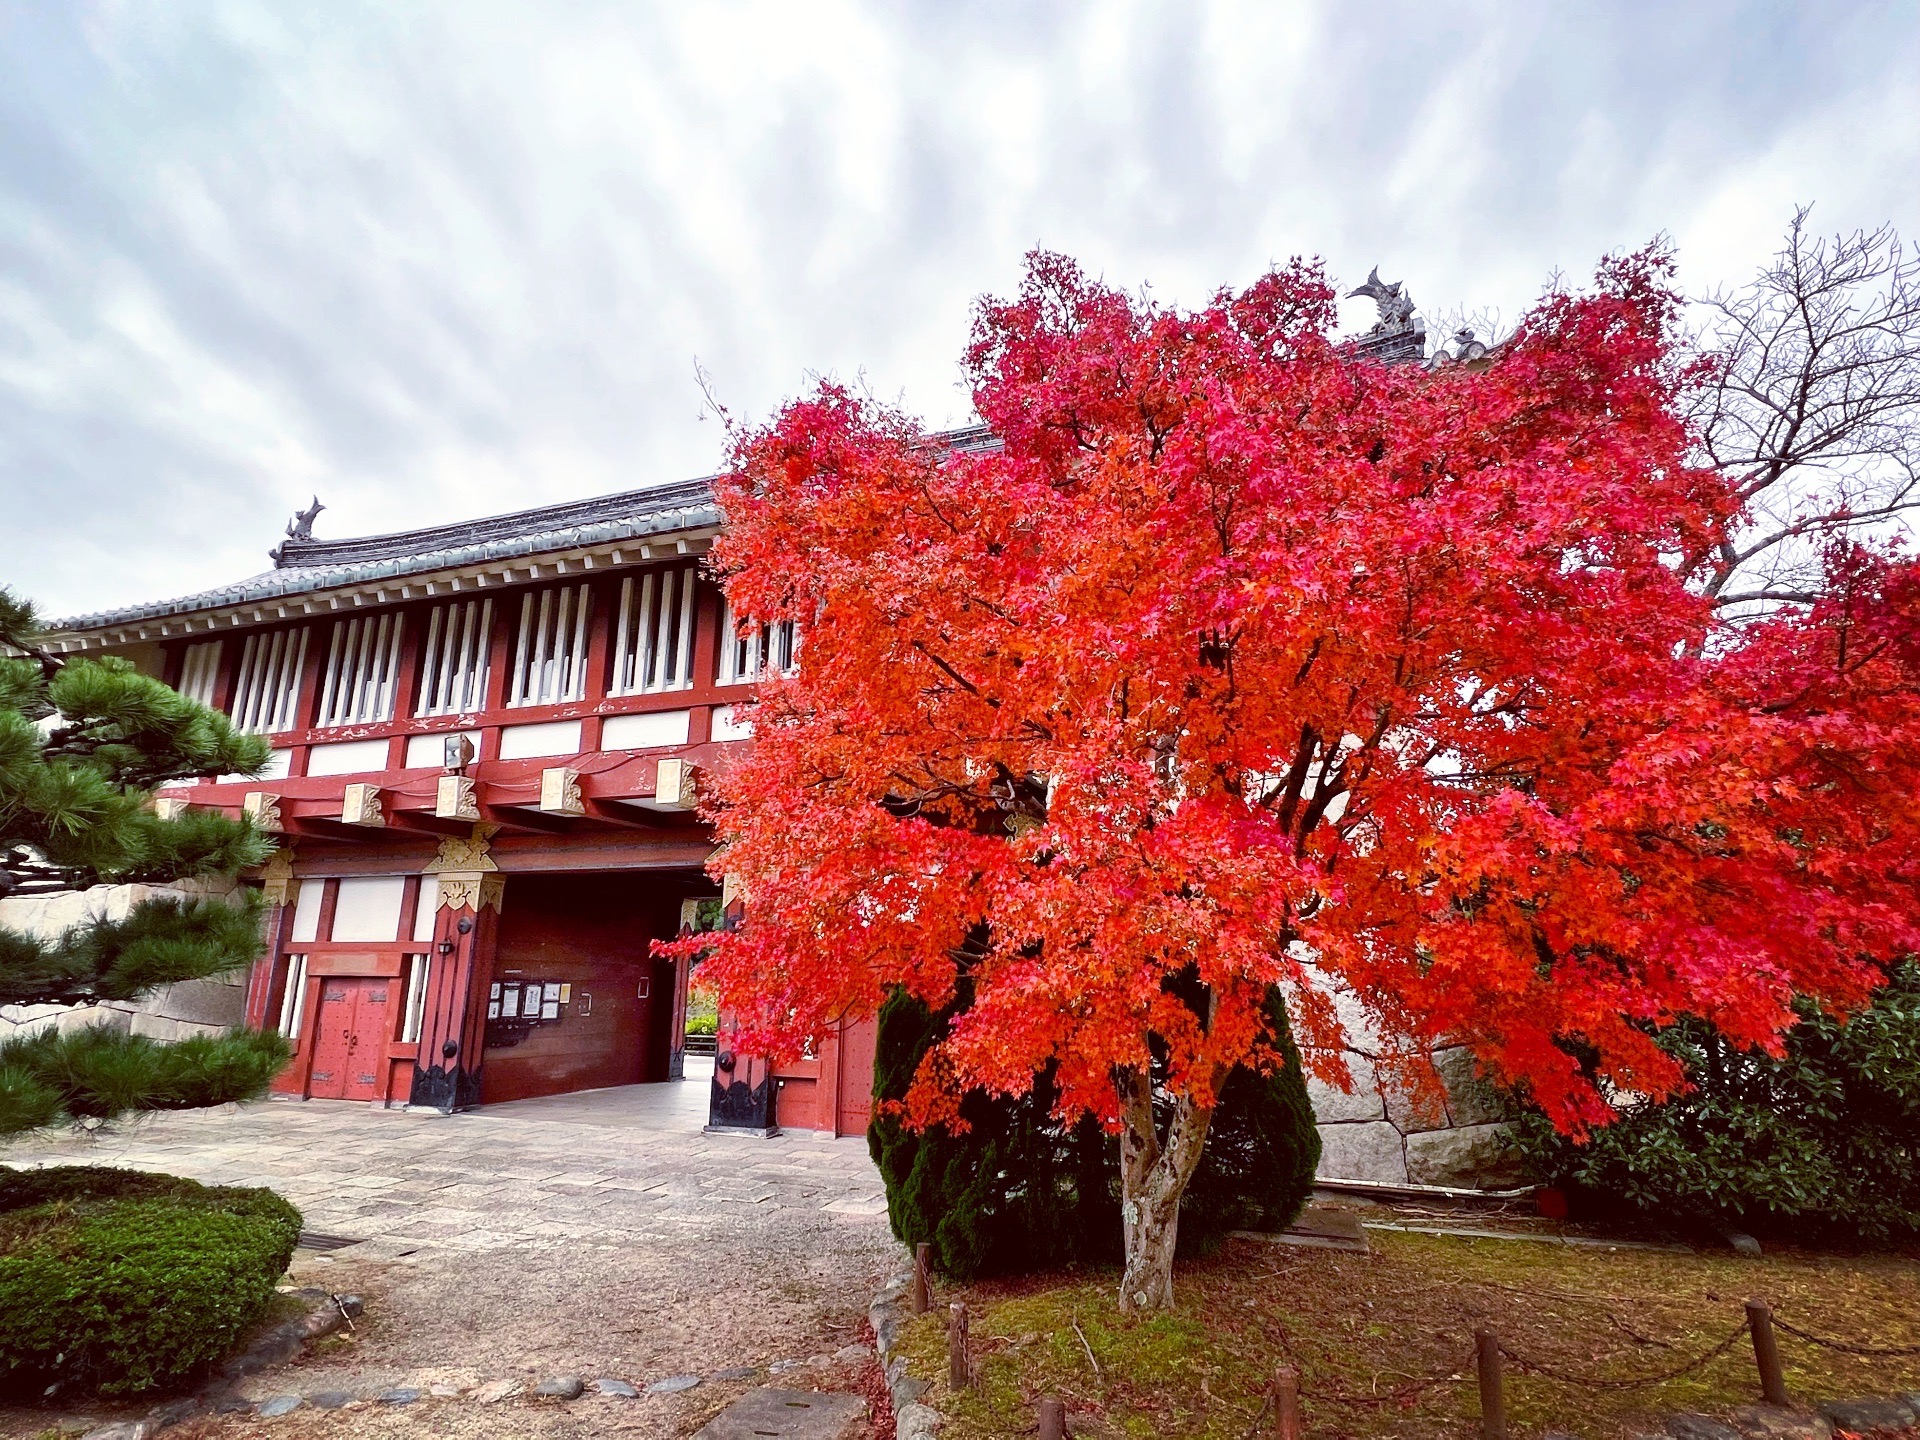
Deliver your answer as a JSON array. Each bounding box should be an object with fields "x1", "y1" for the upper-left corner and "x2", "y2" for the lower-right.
[{"x1": 1114, "y1": 1064, "x2": 1215, "y2": 1312}]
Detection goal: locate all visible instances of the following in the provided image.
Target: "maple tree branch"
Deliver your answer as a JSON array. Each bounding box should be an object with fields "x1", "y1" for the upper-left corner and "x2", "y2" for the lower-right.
[
  {"x1": 911, "y1": 641, "x2": 1000, "y2": 707},
  {"x1": 1270, "y1": 724, "x2": 1319, "y2": 833}
]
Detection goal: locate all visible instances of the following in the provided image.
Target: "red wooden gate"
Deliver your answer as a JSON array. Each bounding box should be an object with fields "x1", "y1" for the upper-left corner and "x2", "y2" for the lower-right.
[{"x1": 306, "y1": 977, "x2": 391, "y2": 1101}]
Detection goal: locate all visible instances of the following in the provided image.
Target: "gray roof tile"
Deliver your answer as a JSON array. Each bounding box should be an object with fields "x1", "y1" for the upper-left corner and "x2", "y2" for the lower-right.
[{"x1": 50, "y1": 424, "x2": 1000, "y2": 636}]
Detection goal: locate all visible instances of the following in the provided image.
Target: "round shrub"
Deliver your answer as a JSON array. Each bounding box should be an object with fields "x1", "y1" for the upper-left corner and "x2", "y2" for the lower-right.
[
  {"x1": 871, "y1": 978, "x2": 1320, "y2": 1280},
  {"x1": 0, "y1": 1165, "x2": 302, "y2": 1398},
  {"x1": 1508, "y1": 960, "x2": 1920, "y2": 1242}
]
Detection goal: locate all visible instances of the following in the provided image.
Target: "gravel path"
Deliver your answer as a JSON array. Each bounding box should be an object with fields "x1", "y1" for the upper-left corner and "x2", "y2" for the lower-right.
[{"x1": 1, "y1": 1069, "x2": 900, "y2": 1438}]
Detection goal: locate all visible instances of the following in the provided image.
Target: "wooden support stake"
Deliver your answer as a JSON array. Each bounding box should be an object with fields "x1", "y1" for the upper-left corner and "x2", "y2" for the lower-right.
[
  {"x1": 1476, "y1": 1330, "x2": 1506, "y2": 1440},
  {"x1": 1273, "y1": 1364, "x2": 1302, "y2": 1440},
  {"x1": 1747, "y1": 1299, "x2": 1790, "y2": 1406},
  {"x1": 912, "y1": 1242, "x2": 931, "y2": 1314},
  {"x1": 1038, "y1": 1396, "x2": 1066, "y2": 1440},
  {"x1": 949, "y1": 1302, "x2": 969, "y2": 1391}
]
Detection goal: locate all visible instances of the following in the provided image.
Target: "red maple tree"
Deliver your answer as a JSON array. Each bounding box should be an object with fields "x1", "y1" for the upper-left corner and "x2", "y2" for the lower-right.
[{"x1": 678, "y1": 249, "x2": 1920, "y2": 1309}]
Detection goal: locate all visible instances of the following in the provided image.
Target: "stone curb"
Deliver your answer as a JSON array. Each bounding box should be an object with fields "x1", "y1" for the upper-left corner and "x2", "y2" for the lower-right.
[
  {"x1": 78, "y1": 1334, "x2": 878, "y2": 1437},
  {"x1": 869, "y1": 1260, "x2": 941, "y2": 1440},
  {"x1": 79, "y1": 1291, "x2": 363, "y2": 1440},
  {"x1": 1656, "y1": 1392, "x2": 1920, "y2": 1440}
]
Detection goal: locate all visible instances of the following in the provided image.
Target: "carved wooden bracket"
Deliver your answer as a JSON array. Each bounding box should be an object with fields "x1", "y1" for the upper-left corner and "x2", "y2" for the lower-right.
[
  {"x1": 437, "y1": 871, "x2": 505, "y2": 914},
  {"x1": 424, "y1": 823, "x2": 500, "y2": 874},
  {"x1": 242, "y1": 791, "x2": 284, "y2": 832},
  {"x1": 435, "y1": 774, "x2": 480, "y2": 821},
  {"x1": 258, "y1": 846, "x2": 298, "y2": 908},
  {"x1": 540, "y1": 767, "x2": 585, "y2": 816},
  {"x1": 655, "y1": 757, "x2": 699, "y2": 810},
  {"x1": 153, "y1": 796, "x2": 191, "y2": 822},
  {"x1": 341, "y1": 783, "x2": 386, "y2": 827}
]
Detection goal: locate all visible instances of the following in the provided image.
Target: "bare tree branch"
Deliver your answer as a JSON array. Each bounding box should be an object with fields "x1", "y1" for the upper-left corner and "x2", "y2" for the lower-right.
[{"x1": 1685, "y1": 206, "x2": 1920, "y2": 616}]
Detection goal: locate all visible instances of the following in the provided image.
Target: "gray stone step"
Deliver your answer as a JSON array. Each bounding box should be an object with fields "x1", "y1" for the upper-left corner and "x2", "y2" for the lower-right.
[{"x1": 693, "y1": 1388, "x2": 865, "y2": 1440}]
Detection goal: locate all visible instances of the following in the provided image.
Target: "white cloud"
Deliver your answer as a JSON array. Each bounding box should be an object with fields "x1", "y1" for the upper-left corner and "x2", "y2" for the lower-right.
[{"x1": 1, "y1": 0, "x2": 1917, "y2": 618}]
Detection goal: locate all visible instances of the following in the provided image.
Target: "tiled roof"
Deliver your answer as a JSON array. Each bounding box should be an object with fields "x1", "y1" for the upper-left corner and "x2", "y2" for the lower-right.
[
  {"x1": 49, "y1": 424, "x2": 1002, "y2": 637},
  {"x1": 50, "y1": 478, "x2": 721, "y2": 633}
]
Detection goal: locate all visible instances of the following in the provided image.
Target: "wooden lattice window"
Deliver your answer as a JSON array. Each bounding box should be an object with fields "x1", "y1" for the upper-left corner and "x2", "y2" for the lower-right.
[
  {"x1": 506, "y1": 583, "x2": 592, "y2": 707},
  {"x1": 174, "y1": 640, "x2": 223, "y2": 707},
  {"x1": 314, "y1": 613, "x2": 406, "y2": 729},
  {"x1": 415, "y1": 598, "x2": 494, "y2": 717},
  {"x1": 717, "y1": 596, "x2": 798, "y2": 685},
  {"x1": 610, "y1": 564, "x2": 698, "y2": 696},
  {"x1": 228, "y1": 627, "x2": 310, "y2": 735}
]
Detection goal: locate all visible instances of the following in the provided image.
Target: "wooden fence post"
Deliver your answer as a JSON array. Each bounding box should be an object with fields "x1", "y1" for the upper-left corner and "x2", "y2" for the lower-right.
[
  {"x1": 1476, "y1": 1330, "x2": 1506, "y2": 1440},
  {"x1": 949, "y1": 1301, "x2": 969, "y2": 1390},
  {"x1": 1273, "y1": 1364, "x2": 1302, "y2": 1440},
  {"x1": 1038, "y1": 1396, "x2": 1066, "y2": 1439},
  {"x1": 1747, "y1": 1299, "x2": 1790, "y2": 1406},
  {"x1": 911, "y1": 1242, "x2": 931, "y2": 1314}
]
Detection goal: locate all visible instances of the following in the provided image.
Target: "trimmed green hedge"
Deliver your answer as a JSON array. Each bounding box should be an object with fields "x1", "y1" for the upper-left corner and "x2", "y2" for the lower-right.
[{"x1": 0, "y1": 1165, "x2": 302, "y2": 1398}]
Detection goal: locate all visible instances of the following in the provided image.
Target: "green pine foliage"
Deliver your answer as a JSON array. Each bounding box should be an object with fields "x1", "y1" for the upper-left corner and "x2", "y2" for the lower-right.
[
  {"x1": 0, "y1": 587, "x2": 290, "y2": 1137},
  {"x1": 0, "y1": 1165, "x2": 302, "y2": 1397},
  {"x1": 1508, "y1": 961, "x2": 1920, "y2": 1241},
  {"x1": 1174, "y1": 986, "x2": 1324, "y2": 1243},
  {"x1": 870, "y1": 980, "x2": 1321, "y2": 1280}
]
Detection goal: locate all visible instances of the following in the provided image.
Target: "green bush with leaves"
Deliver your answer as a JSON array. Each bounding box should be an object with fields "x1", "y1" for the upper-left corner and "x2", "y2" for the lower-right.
[
  {"x1": 1509, "y1": 961, "x2": 1920, "y2": 1241},
  {"x1": 871, "y1": 978, "x2": 1320, "y2": 1279},
  {"x1": 0, "y1": 1165, "x2": 302, "y2": 1397}
]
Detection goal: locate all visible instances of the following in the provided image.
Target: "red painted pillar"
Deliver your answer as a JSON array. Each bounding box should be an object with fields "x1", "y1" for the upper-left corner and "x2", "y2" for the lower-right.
[
  {"x1": 704, "y1": 888, "x2": 778, "y2": 1135},
  {"x1": 407, "y1": 866, "x2": 505, "y2": 1112},
  {"x1": 708, "y1": 1013, "x2": 778, "y2": 1135}
]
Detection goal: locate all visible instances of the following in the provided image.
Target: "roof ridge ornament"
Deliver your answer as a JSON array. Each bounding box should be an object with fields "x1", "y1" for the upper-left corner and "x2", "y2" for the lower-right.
[
  {"x1": 270, "y1": 496, "x2": 326, "y2": 566},
  {"x1": 1427, "y1": 326, "x2": 1493, "y2": 371},
  {"x1": 1344, "y1": 266, "x2": 1426, "y2": 364}
]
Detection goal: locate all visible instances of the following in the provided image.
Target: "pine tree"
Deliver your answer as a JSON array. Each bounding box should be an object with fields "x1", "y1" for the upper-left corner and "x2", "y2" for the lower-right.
[{"x1": 0, "y1": 587, "x2": 290, "y2": 1136}]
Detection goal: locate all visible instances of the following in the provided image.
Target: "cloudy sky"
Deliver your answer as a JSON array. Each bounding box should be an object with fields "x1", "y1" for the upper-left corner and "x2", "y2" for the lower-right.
[{"x1": 3, "y1": 2, "x2": 1917, "y2": 619}]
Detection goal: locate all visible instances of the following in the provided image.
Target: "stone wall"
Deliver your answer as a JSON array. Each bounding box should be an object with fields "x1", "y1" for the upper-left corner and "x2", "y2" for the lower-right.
[
  {"x1": 0, "y1": 881, "x2": 250, "y2": 1045},
  {"x1": 1307, "y1": 1043, "x2": 1520, "y2": 1189},
  {"x1": 1303, "y1": 986, "x2": 1522, "y2": 1190}
]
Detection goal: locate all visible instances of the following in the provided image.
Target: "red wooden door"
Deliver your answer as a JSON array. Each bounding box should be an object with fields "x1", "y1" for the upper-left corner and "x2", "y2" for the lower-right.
[
  {"x1": 306, "y1": 979, "x2": 390, "y2": 1101},
  {"x1": 835, "y1": 1017, "x2": 878, "y2": 1135}
]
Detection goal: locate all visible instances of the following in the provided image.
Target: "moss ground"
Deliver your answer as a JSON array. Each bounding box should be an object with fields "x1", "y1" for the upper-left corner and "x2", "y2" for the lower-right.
[{"x1": 894, "y1": 1226, "x2": 1920, "y2": 1439}]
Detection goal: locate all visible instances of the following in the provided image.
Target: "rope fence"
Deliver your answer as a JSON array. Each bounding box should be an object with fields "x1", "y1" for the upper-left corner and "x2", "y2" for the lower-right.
[
  {"x1": 1770, "y1": 1316, "x2": 1920, "y2": 1360},
  {"x1": 1498, "y1": 1318, "x2": 1752, "y2": 1391},
  {"x1": 1030, "y1": 1296, "x2": 1919, "y2": 1440}
]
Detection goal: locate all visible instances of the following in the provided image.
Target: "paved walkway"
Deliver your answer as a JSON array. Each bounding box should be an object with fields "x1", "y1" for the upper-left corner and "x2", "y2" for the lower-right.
[{"x1": 1, "y1": 1064, "x2": 900, "y2": 1438}]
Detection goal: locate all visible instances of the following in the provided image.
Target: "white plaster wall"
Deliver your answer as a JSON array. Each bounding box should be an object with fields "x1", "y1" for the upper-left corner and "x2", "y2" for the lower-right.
[{"x1": 0, "y1": 880, "x2": 250, "y2": 1044}]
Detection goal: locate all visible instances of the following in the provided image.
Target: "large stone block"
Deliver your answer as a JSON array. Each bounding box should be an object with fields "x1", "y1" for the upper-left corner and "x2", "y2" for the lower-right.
[
  {"x1": 1306, "y1": 1049, "x2": 1386, "y2": 1123},
  {"x1": 694, "y1": 1387, "x2": 865, "y2": 1439},
  {"x1": 0, "y1": 1003, "x2": 67, "y2": 1038},
  {"x1": 131, "y1": 1011, "x2": 225, "y2": 1042},
  {"x1": 1378, "y1": 1055, "x2": 1451, "y2": 1134},
  {"x1": 148, "y1": 977, "x2": 247, "y2": 1027},
  {"x1": 0, "y1": 884, "x2": 161, "y2": 940},
  {"x1": 57, "y1": 1005, "x2": 134, "y2": 1036},
  {"x1": 1404, "y1": 1122, "x2": 1522, "y2": 1188},
  {"x1": 1, "y1": 884, "x2": 252, "y2": 1046},
  {"x1": 1324, "y1": 985, "x2": 1386, "y2": 1049},
  {"x1": 1315, "y1": 1120, "x2": 1408, "y2": 1184},
  {"x1": 1433, "y1": 1046, "x2": 1505, "y2": 1127}
]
